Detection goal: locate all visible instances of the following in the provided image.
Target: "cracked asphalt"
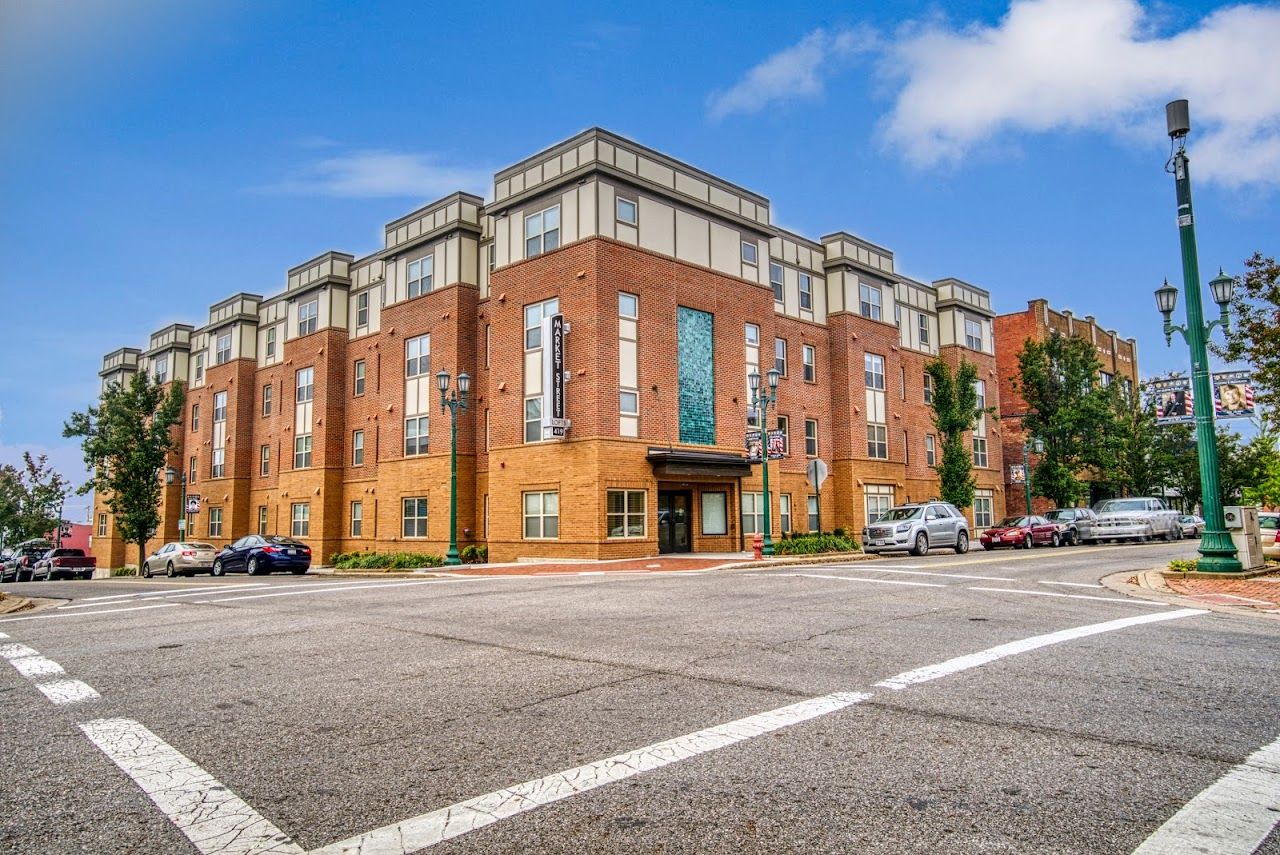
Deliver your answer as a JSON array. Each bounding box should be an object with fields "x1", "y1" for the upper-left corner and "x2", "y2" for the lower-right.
[{"x1": 3, "y1": 541, "x2": 1280, "y2": 853}]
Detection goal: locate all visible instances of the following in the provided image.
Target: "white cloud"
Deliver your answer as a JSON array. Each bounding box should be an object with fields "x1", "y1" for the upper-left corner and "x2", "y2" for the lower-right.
[
  {"x1": 261, "y1": 150, "x2": 493, "y2": 200},
  {"x1": 880, "y1": 0, "x2": 1280, "y2": 186},
  {"x1": 707, "y1": 28, "x2": 876, "y2": 120}
]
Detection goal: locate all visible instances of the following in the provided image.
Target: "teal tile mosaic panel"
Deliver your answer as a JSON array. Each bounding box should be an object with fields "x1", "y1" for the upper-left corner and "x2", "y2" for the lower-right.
[{"x1": 677, "y1": 307, "x2": 716, "y2": 445}]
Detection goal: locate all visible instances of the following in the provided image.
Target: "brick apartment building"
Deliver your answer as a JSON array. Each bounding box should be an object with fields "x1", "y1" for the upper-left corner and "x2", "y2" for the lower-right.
[
  {"x1": 994, "y1": 299, "x2": 1139, "y2": 517},
  {"x1": 92, "y1": 128, "x2": 1006, "y2": 566}
]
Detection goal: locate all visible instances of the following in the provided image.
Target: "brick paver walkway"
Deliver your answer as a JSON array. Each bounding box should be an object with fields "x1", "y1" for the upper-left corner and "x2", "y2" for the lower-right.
[{"x1": 1165, "y1": 571, "x2": 1280, "y2": 613}]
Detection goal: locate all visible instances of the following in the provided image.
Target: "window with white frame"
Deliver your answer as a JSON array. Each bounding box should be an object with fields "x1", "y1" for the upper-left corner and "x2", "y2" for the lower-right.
[
  {"x1": 1099, "y1": 371, "x2": 1113, "y2": 387},
  {"x1": 352, "y1": 430, "x2": 364, "y2": 465},
  {"x1": 524, "y1": 397, "x2": 542, "y2": 443},
  {"x1": 524, "y1": 298, "x2": 560, "y2": 349},
  {"x1": 402, "y1": 497, "x2": 428, "y2": 538},
  {"x1": 741, "y1": 240, "x2": 758, "y2": 266},
  {"x1": 291, "y1": 503, "x2": 310, "y2": 537},
  {"x1": 356, "y1": 292, "x2": 369, "y2": 327},
  {"x1": 702, "y1": 492, "x2": 728, "y2": 535},
  {"x1": 923, "y1": 373, "x2": 934, "y2": 404},
  {"x1": 258, "y1": 506, "x2": 268, "y2": 536},
  {"x1": 194, "y1": 353, "x2": 205, "y2": 384},
  {"x1": 805, "y1": 418, "x2": 819, "y2": 457},
  {"x1": 770, "y1": 262, "x2": 784, "y2": 303},
  {"x1": 865, "y1": 353, "x2": 886, "y2": 390},
  {"x1": 405, "y1": 334, "x2": 430, "y2": 378},
  {"x1": 350, "y1": 501, "x2": 363, "y2": 537},
  {"x1": 741, "y1": 492, "x2": 764, "y2": 535},
  {"x1": 404, "y1": 416, "x2": 429, "y2": 456},
  {"x1": 298, "y1": 299, "x2": 318, "y2": 337},
  {"x1": 209, "y1": 507, "x2": 223, "y2": 537},
  {"x1": 799, "y1": 273, "x2": 813, "y2": 310},
  {"x1": 802, "y1": 344, "x2": 816, "y2": 382},
  {"x1": 213, "y1": 391, "x2": 227, "y2": 422},
  {"x1": 974, "y1": 379, "x2": 986, "y2": 412},
  {"x1": 807, "y1": 495, "x2": 819, "y2": 531},
  {"x1": 620, "y1": 390, "x2": 638, "y2": 417},
  {"x1": 259, "y1": 444, "x2": 269, "y2": 476},
  {"x1": 965, "y1": 317, "x2": 984, "y2": 351},
  {"x1": 865, "y1": 485, "x2": 894, "y2": 525},
  {"x1": 189, "y1": 456, "x2": 197, "y2": 484},
  {"x1": 294, "y1": 434, "x2": 312, "y2": 469},
  {"x1": 524, "y1": 205, "x2": 561, "y2": 258},
  {"x1": 779, "y1": 494, "x2": 792, "y2": 533},
  {"x1": 918, "y1": 313, "x2": 930, "y2": 346},
  {"x1": 97, "y1": 513, "x2": 107, "y2": 537},
  {"x1": 487, "y1": 243, "x2": 496, "y2": 273},
  {"x1": 353, "y1": 360, "x2": 366, "y2": 396},
  {"x1": 774, "y1": 338, "x2": 787, "y2": 375},
  {"x1": 619, "y1": 292, "x2": 638, "y2": 320},
  {"x1": 618, "y1": 291, "x2": 640, "y2": 436},
  {"x1": 868, "y1": 424, "x2": 888, "y2": 459},
  {"x1": 776, "y1": 415, "x2": 790, "y2": 455},
  {"x1": 616, "y1": 197, "x2": 637, "y2": 225},
  {"x1": 926, "y1": 434, "x2": 937, "y2": 466},
  {"x1": 745, "y1": 323, "x2": 759, "y2": 347},
  {"x1": 859, "y1": 283, "x2": 882, "y2": 321},
  {"x1": 262, "y1": 384, "x2": 272, "y2": 416},
  {"x1": 523, "y1": 491, "x2": 559, "y2": 539},
  {"x1": 191, "y1": 404, "x2": 199, "y2": 431},
  {"x1": 296, "y1": 367, "x2": 314, "y2": 403},
  {"x1": 606, "y1": 490, "x2": 646, "y2": 538},
  {"x1": 265, "y1": 327, "x2": 277, "y2": 360},
  {"x1": 215, "y1": 332, "x2": 232, "y2": 366},
  {"x1": 153, "y1": 354, "x2": 169, "y2": 384},
  {"x1": 407, "y1": 256, "x2": 433, "y2": 298},
  {"x1": 211, "y1": 391, "x2": 227, "y2": 478},
  {"x1": 973, "y1": 436, "x2": 988, "y2": 467},
  {"x1": 974, "y1": 491, "x2": 994, "y2": 528}
]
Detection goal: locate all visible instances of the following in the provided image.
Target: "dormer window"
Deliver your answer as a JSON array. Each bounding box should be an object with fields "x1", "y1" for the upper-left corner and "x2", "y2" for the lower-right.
[
  {"x1": 298, "y1": 299, "x2": 318, "y2": 337},
  {"x1": 215, "y1": 332, "x2": 232, "y2": 365},
  {"x1": 153, "y1": 354, "x2": 169, "y2": 384},
  {"x1": 616, "y1": 197, "x2": 637, "y2": 226},
  {"x1": 525, "y1": 205, "x2": 561, "y2": 258},
  {"x1": 407, "y1": 256, "x2": 433, "y2": 298},
  {"x1": 741, "y1": 241, "x2": 758, "y2": 265}
]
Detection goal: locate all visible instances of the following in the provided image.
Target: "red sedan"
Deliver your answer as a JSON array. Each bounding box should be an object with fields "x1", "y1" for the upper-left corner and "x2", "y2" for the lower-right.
[{"x1": 980, "y1": 515, "x2": 1064, "y2": 550}]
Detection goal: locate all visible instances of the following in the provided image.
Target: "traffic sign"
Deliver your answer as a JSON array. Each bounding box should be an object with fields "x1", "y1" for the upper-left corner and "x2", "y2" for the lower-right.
[{"x1": 806, "y1": 459, "x2": 829, "y2": 490}]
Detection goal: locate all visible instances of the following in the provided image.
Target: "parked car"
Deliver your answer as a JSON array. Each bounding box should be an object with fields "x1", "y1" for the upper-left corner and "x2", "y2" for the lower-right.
[
  {"x1": 0, "y1": 548, "x2": 17, "y2": 584},
  {"x1": 10, "y1": 539, "x2": 53, "y2": 582},
  {"x1": 1043, "y1": 507, "x2": 1099, "y2": 546},
  {"x1": 34, "y1": 548, "x2": 97, "y2": 581},
  {"x1": 143, "y1": 542, "x2": 219, "y2": 577},
  {"x1": 1091, "y1": 498, "x2": 1182, "y2": 543},
  {"x1": 981, "y1": 515, "x2": 1064, "y2": 549},
  {"x1": 862, "y1": 501, "x2": 970, "y2": 556},
  {"x1": 1177, "y1": 515, "x2": 1206, "y2": 539},
  {"x1": 1260, "y1": 513, "x2": 1280, "y2": 560},
  {"x1": 212, "y1": 535, "x2": 312, "y2": 576}
]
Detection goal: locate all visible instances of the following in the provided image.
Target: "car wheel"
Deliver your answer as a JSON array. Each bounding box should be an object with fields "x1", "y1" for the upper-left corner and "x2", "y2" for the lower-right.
[
  {"x1": 247, "y1": 556, "x2": 259, "y2": 576},
  {"x1": 1024, "y1": 534, "x2": 1034, "y2": 550},
  {"x1": 1067, "y1": 528, "x2": 1078, "y2": 546},
  {"x1": 1051, "y1": 532, "x2": 1061, "y2": 548},
  {"x1": 954, "y1": 531, "x2": 969, "y2": 554},
  {"x1": 910, "y1": 532, "x2": 929, "y2": 557},
  {"x1": 212, "y1": 559, "x2": 224, "y2": 577},
  {"x1": 166, "y1": 562, "x2": 176, "y2": 578},
  {"x1": 143, "y1": 562, "x2": 153, "y2": 579}
]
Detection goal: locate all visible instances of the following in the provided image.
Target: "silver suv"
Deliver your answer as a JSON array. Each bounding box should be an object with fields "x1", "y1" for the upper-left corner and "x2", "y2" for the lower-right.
[{"x1": 862, "y1": 501, "x2": 970, "y2": 556}]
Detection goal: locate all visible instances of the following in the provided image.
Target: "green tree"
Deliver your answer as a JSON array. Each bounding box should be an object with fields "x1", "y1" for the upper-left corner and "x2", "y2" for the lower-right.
[
  {"x1": 1098, "y1": 383, "x2": 1162, "y2": 498},
  {"x1": 1215, "y1": 252, "x2": 1280, "y2": 407},
  {"x1": 0, "y1": 464, "x2": 22, "y2": 546},
  {"x1": 0, "y1": 455, "x2": 69, "y2": 545},
  {"x1": 926, "y1": 357, "x2": 988, "y2": 511},
  {"x1": 1014, "y1": 334, "x2": 1117, "y2": 507},
  {"x1": 64, "y1": 372, "x2": 184, "y2": 570}
]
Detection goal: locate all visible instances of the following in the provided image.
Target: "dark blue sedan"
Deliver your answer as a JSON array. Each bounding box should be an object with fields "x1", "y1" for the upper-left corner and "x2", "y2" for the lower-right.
[{"x1": 212, "y1": 535, "x2": 311, "y2": 576}]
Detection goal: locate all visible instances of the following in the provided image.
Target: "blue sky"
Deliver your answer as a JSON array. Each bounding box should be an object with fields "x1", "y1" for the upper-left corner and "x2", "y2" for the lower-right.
[{"x1": 2, "y1": 0, "x2": 1277, "y2": 519}]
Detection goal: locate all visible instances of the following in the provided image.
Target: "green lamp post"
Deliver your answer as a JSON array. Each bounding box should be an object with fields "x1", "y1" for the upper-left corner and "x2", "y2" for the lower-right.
[
  {"x1": 436, "y1": 369, "x2": 470, "y2": 567},
  {"x1": 1154, "y1": 98, "x2": 1241, "y2": 573},
  {"x1": 1022, "y1": 436, "x2": 1044, "y2": 517},
  {"x1": 748, "y1": 366, "x2": 781, "y2": 556}
]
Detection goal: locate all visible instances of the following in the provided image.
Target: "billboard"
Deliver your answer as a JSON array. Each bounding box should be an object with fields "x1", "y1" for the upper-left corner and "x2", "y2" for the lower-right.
[
  {"x1": 1152, "y1": 377, "x2": 1194, "y2": 425},
  {"x1": 1212, "y1": 370, "x2": 1256, "y2": 419}
]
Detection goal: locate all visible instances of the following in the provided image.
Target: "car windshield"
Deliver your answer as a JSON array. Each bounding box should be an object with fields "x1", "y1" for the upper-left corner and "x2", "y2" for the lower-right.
[
  {"x1": 995, "y1": 517, "x2": 1030, "y2": 528},
  {"x1": 181, "y1": 542, "x2": 215, "y2": 550},
  {"x1": 1095, "y1": 499, "x2": 1149, "y2": 513},
  {"x1": 266, "y1": 536, "x2": 305, "y2": 546},
  {"x1": 877, "y1": 507, "x2": 922, "y2": 522},
  {"x1": 1044, "y1": 510, "x2": 1072, "y2": 520}
]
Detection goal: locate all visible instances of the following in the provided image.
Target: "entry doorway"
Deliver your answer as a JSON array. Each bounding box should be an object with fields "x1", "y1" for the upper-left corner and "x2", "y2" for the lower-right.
[{"x1": 657, "y1": 490, "x2": 692, "y2": 554}]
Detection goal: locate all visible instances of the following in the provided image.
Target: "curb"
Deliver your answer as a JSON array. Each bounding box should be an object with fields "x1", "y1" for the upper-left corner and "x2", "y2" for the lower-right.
[
  {"x1": 0, "y1": 594, "x2": 35, "y2": 615},
  {"x1": 313, "y1": 552, "x2": 874, "y2": 578},
  {"x1": 1100, "y1": 567, "x2": 1280, "y2": 621}
]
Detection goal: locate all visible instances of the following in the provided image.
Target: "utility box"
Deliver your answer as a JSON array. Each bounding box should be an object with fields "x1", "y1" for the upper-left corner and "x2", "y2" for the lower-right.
[{"x1": 1223, "y1": 506, "x2": 1264, "y2": 570}]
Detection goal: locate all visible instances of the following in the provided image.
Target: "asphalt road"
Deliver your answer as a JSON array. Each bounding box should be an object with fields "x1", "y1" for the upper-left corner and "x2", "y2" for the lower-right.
[{"x1": 3, "y1": 541, "x2": 1279, "y2": 854}]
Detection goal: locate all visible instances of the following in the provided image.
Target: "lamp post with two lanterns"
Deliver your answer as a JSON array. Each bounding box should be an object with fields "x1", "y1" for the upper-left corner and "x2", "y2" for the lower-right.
[
  {"x1": 748, "y1": 367, "x2": 781, "y2": 557},
  {"x1": 436, "y1": 369, "x2": 470, "y2": 567}
]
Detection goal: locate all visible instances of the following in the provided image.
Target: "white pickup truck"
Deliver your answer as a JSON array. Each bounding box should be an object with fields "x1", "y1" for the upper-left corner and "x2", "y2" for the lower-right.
[{"x1": 1090, "y1": 497, "x2": 1183, "y2": 543}]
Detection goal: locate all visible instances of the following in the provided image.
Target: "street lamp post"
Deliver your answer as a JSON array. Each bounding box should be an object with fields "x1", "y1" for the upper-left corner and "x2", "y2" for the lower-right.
[
  {"x1": 164, "y1": 466, "x2": 188, "y2": 540},
  {"x1": 437, "y1": 369, "x2": 470, "y2": 567},
  {"x1": 748, "y1": 367, "x2": 781, "y2": 556},
  {"x1": 1153, "y1": 98, "x2": 1241, "y2": 573},
  {"x1": 1022, "y1": 436, "x2": 1044, "y2": 517}
]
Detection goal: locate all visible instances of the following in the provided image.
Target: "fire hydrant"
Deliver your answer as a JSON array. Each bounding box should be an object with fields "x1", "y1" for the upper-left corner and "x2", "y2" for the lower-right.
[{"x1": 752, "y1": 532, "x2": 764, "y2": 560}]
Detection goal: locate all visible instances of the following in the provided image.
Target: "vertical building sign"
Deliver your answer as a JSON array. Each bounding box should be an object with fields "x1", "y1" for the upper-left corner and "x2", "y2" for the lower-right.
[{"x1": 541, "y1": 314, "x2": 568, "y2": 438}]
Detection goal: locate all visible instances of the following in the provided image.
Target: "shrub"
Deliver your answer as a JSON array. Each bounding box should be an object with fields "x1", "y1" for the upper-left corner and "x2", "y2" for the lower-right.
[
  {"x1": 111, "y1": 566, "x2": 137, "y2": 577},
  {"x1": 1168, "y1": 558, "x2": 1199, "y2": 574},
  {"x1": 832, "y1": 527, "x2": 848, "y2": 539},
  {"x1": 460, "y1": 544, "x2": 488, "y2": 564},
  {"x1": 775, "y1": 533, "x2": 861, "y2": 555},
  {"x1": 330, "y1": 551, "x2": 444, "y2": 570}
]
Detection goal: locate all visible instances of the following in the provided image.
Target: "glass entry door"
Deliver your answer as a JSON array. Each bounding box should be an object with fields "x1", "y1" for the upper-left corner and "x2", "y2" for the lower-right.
[{"x1": 657, "y1": 491, "x2": 692, "y2": 554}]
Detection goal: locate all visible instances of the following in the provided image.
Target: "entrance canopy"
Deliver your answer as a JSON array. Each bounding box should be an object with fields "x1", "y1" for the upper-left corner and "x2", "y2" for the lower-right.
[{"x1": 646, "y1": 447, "x2": 753, "y2": 479}]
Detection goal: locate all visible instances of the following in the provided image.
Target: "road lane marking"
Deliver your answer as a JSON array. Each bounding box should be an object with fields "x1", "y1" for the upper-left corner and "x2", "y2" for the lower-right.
[
  {"x1": 1132, "y1": 730, "x2": 1280, "y2": 854},
  {"x1": 822, "y1": 565, "x2": 1016, "y2": 582},
  {"x1": 875, "y1": 608, "x2": 1206, "y2": 691},
  {"x1": 10, "y1": 655, "x2": 65, "y2": 678},
  {"x1": 203, "y1": 579, "x2": 448, "y2": 603},
  {"x1": 791, "y1": 573, "x2": 944, "y2": 588},
  {"x1": 0, "y1": 642, "x2": 39, "y2": 659},
  {"x1": 0, "y1": 603, "x2": 181, "y2": 624},
  {"x1": 967, "y1": 587, "x2": 1169, "y2": 607},
  {"x1": 80, "y1": 718, "x2": 303, "y2": 855},
  {"x1": 1039, "y1": 581, "x2": 1104, "y2": 589},
  {"x1": 73, "y1": 584, "x2": 272, "y2": 605},
  {"x1": 308, "y1": 692, "x2": 872, "y2": 855},
  {"x1": 35, "y1": 678, "x2": 101, "y2": 704},
  {"x1": 0, "y1": 632, "x2": 8, "y2": 638}
]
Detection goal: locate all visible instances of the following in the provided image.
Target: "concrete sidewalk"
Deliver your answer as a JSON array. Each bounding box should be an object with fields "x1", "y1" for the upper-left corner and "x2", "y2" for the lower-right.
[
  {"x1": 315, "y1": 551, "x2": 871, "y2": 578},
  {"x1": 1108, "y1": 566, "x2": 1280, "y2": 617}
]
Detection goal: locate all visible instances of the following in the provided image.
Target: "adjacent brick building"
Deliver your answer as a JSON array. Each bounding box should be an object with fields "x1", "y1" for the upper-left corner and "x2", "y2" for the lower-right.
[
  {"x1": 994, "y1": 299, "x2": 1139, "y2": 517},
  {"x1": 92, "y1": 128, "x2": 1006, "y2": 566}
]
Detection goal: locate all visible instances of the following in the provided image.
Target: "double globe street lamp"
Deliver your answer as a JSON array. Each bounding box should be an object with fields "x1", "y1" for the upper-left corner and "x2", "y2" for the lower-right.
[
  {"x1": 748, "y1": 366, "x2": 781, "y2": 557},
  {"x1": 1152, "y1": 98, "x2": 1241, "y2": 573},
  {"x1": 436, "y1": 369, "x2": 470, "y2": 567},
  {"x1": 1021, "y1": 436, "x2": 1044, "y2": 517}
]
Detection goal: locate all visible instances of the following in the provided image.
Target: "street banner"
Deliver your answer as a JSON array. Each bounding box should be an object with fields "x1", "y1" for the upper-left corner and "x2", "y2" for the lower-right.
[
  {"x1": 185, "y1": 495, "x2": 201, "y2": 514},
  {"x1": 1212, "y1": 370, "x2": 1256, "y2": 419},
  {"x1": 1152, "y1": 376, "x2": 1195, "y2": 425},
  {"x1": 1009, "y1": 464, "x2": 1026, "y2": 484},
  {"x1": 745, "y1": 429, "x2": 786, "y2": 462}
]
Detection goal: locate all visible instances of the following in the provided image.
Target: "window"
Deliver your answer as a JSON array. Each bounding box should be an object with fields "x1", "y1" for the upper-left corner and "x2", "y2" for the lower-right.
[
  {"x1": 774, "y1": 338, "x2": 787, "y2": 375},
  {"x1": 802, "y1": 345, "x2": 816, "y2": 383},
  {"x1": 1099, "y1": 371, "x2": 1113, "y2": 387},
  {"x1": 865, "y1": 485, "x2": 894, "y2": 525},
  {"x1": 865, "y1": 353, "x2": 886, "y2": 390},
  {"x1": 702, "y1": 492, "x2": 728, "y2": 535},
  {"x1": 487, "y1": 243, "x2": 496, "y2": 273},
  {"x1": 799, "y1": 273, "x2": 813, "y2": 310},
  {"x1": 868, "y1": 424, "x2": 888, "y2": 459},
  {"x1": 618, "y1": 292, "x2": 638, "y2": 320},
  {"x1": 741, "y1": 240, "x2": 758, "y2": 265},
  {"x1": 258, "y1": 506, "x2": 268, "y2": 536},
  {"x1": 291, "y1": 503, "x2": 310, "y2": 537},
  {"x1": 405, "y1": 334, "x2": 430, "y2": 378},
  {"x1": 352, "y1": 430, "x2": 364, "y2": 466},
  {"x1": 745, "y1": 323, "x2": 759, "y2": 347},
  {"x1": 523, "y1": 491, "x2": 559, "y2": 539},
  {"x1": 212, "y1": 392, "x2": 227, "y2": 478},
  {"x1": 404, "y1": 416, "x2": 429, "y2": 456},
  {"x1": 607, "y1": 490, "x2": 646, "y2": 538},
  {"x1": 402, "y1": 497, "x2": 428, "y2": 538},
  {"x1": 353, "y1": 360, "x2": 366, "y2": 396},
  {"x1": 974, "y1": 491, "x2": 994, "y2": 528},
  {"x1": 807, "y1": 495, "x2": 819, "y2": 532},
  {"x1": 154, "y1": 354, "x2": 169, "y2": 384},
  {"x1": 97, "y1": 513, "x2": 107, "y2": 537},
  {"x1": 779, "y1": 494, "x2": 792, "y2": 533},
  {"x1": 259, "y1": 445, "x2": 270, "y2": 476},
  {"x1": 741, "y1": 492, "x2": 764, "y2": 535},
  {"x1": 524, "y1": 204, "x2": 561, "y2": 258},
  {"x1": 616, "y1": 197, "x2": 637, "y2": 225},
  {"x1": 213, "y1": 332, "x2": 230, "y2": 366},
  {"x1": 208, "y1": 507, "x2": 223, "y2": 538},
  {"x1": 213, "y1": 391, "x2": 227, "y2": 422},
  {"x1": 918, "y1": 314, "x2": 930, "y2": 346},
  {"x1": 265, "y1": 327, "x2": 277, "y2": 360},
  {"x1": 407, "y1": 256, "x2": 434, "y2": 297},
  {"x1": 965, "y1": 317, "x2": 984, "y2": 351},
  {"x1": 356, "y1": 292, "x2": 369, "y2": 327},
  {"x1": 975, "y1": 380, "x2": 986, "y2": 412},
  {"x1": 350, "y1": 501, "x2": 363, "y2": 537},
  {"x1": 262, "y1": 384, "x2": 272, "y2": 416},
  {"x1": 923, "y1": 373, "x2": 934, "y2": 404},
  {"x1": 973, "y1": 436, "x2": 988, "y2": 467},
  {"x1": 620, "y1": 391, "x2": 639, "y2": 416},
  {"x1": 524, "y1": 397, "x2": 542, "y2": 443},
  {"x1": 298, "y1": 299, "x2": 318, "y2": 337},
  {"x1": 776, "y1": 415, "x2": 790, "y2": 455},
  {"x1": 524, "y1": 298, "x2": 560, "y2": 349},
  {"x1": 194, "y1": 353, "x2": 205, "y2": 384},
  {"x1": 191, "y1": 404, "x2": 199, "y2": 431},
  {"x1": 926, "y1": 434, "x2": 937, "y2": 466},
  {"x1": 804, "y1": 419, "x2": 819, "y2": 457},
  {"x1": 296, "y1": 368, "x2": 314, "y2": 403},
  {"x1": 770, "y1": 262, "x2": 784, "y2": 303},
  {"x1": 294, "y1": 434, "x2": 312, "y2": 469},
  {"x1": 859, "y1": 283, "x2": 882, "y2": 321},
  {"x1": 189, "y1": 456, "x2": 197, "y2": 485}
]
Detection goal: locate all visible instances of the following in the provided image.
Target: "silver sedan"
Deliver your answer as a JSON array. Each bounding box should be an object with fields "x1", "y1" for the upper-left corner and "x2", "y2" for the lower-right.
[{"x1": 142, "y1": 542, "x2": 219, "y2": 578}]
